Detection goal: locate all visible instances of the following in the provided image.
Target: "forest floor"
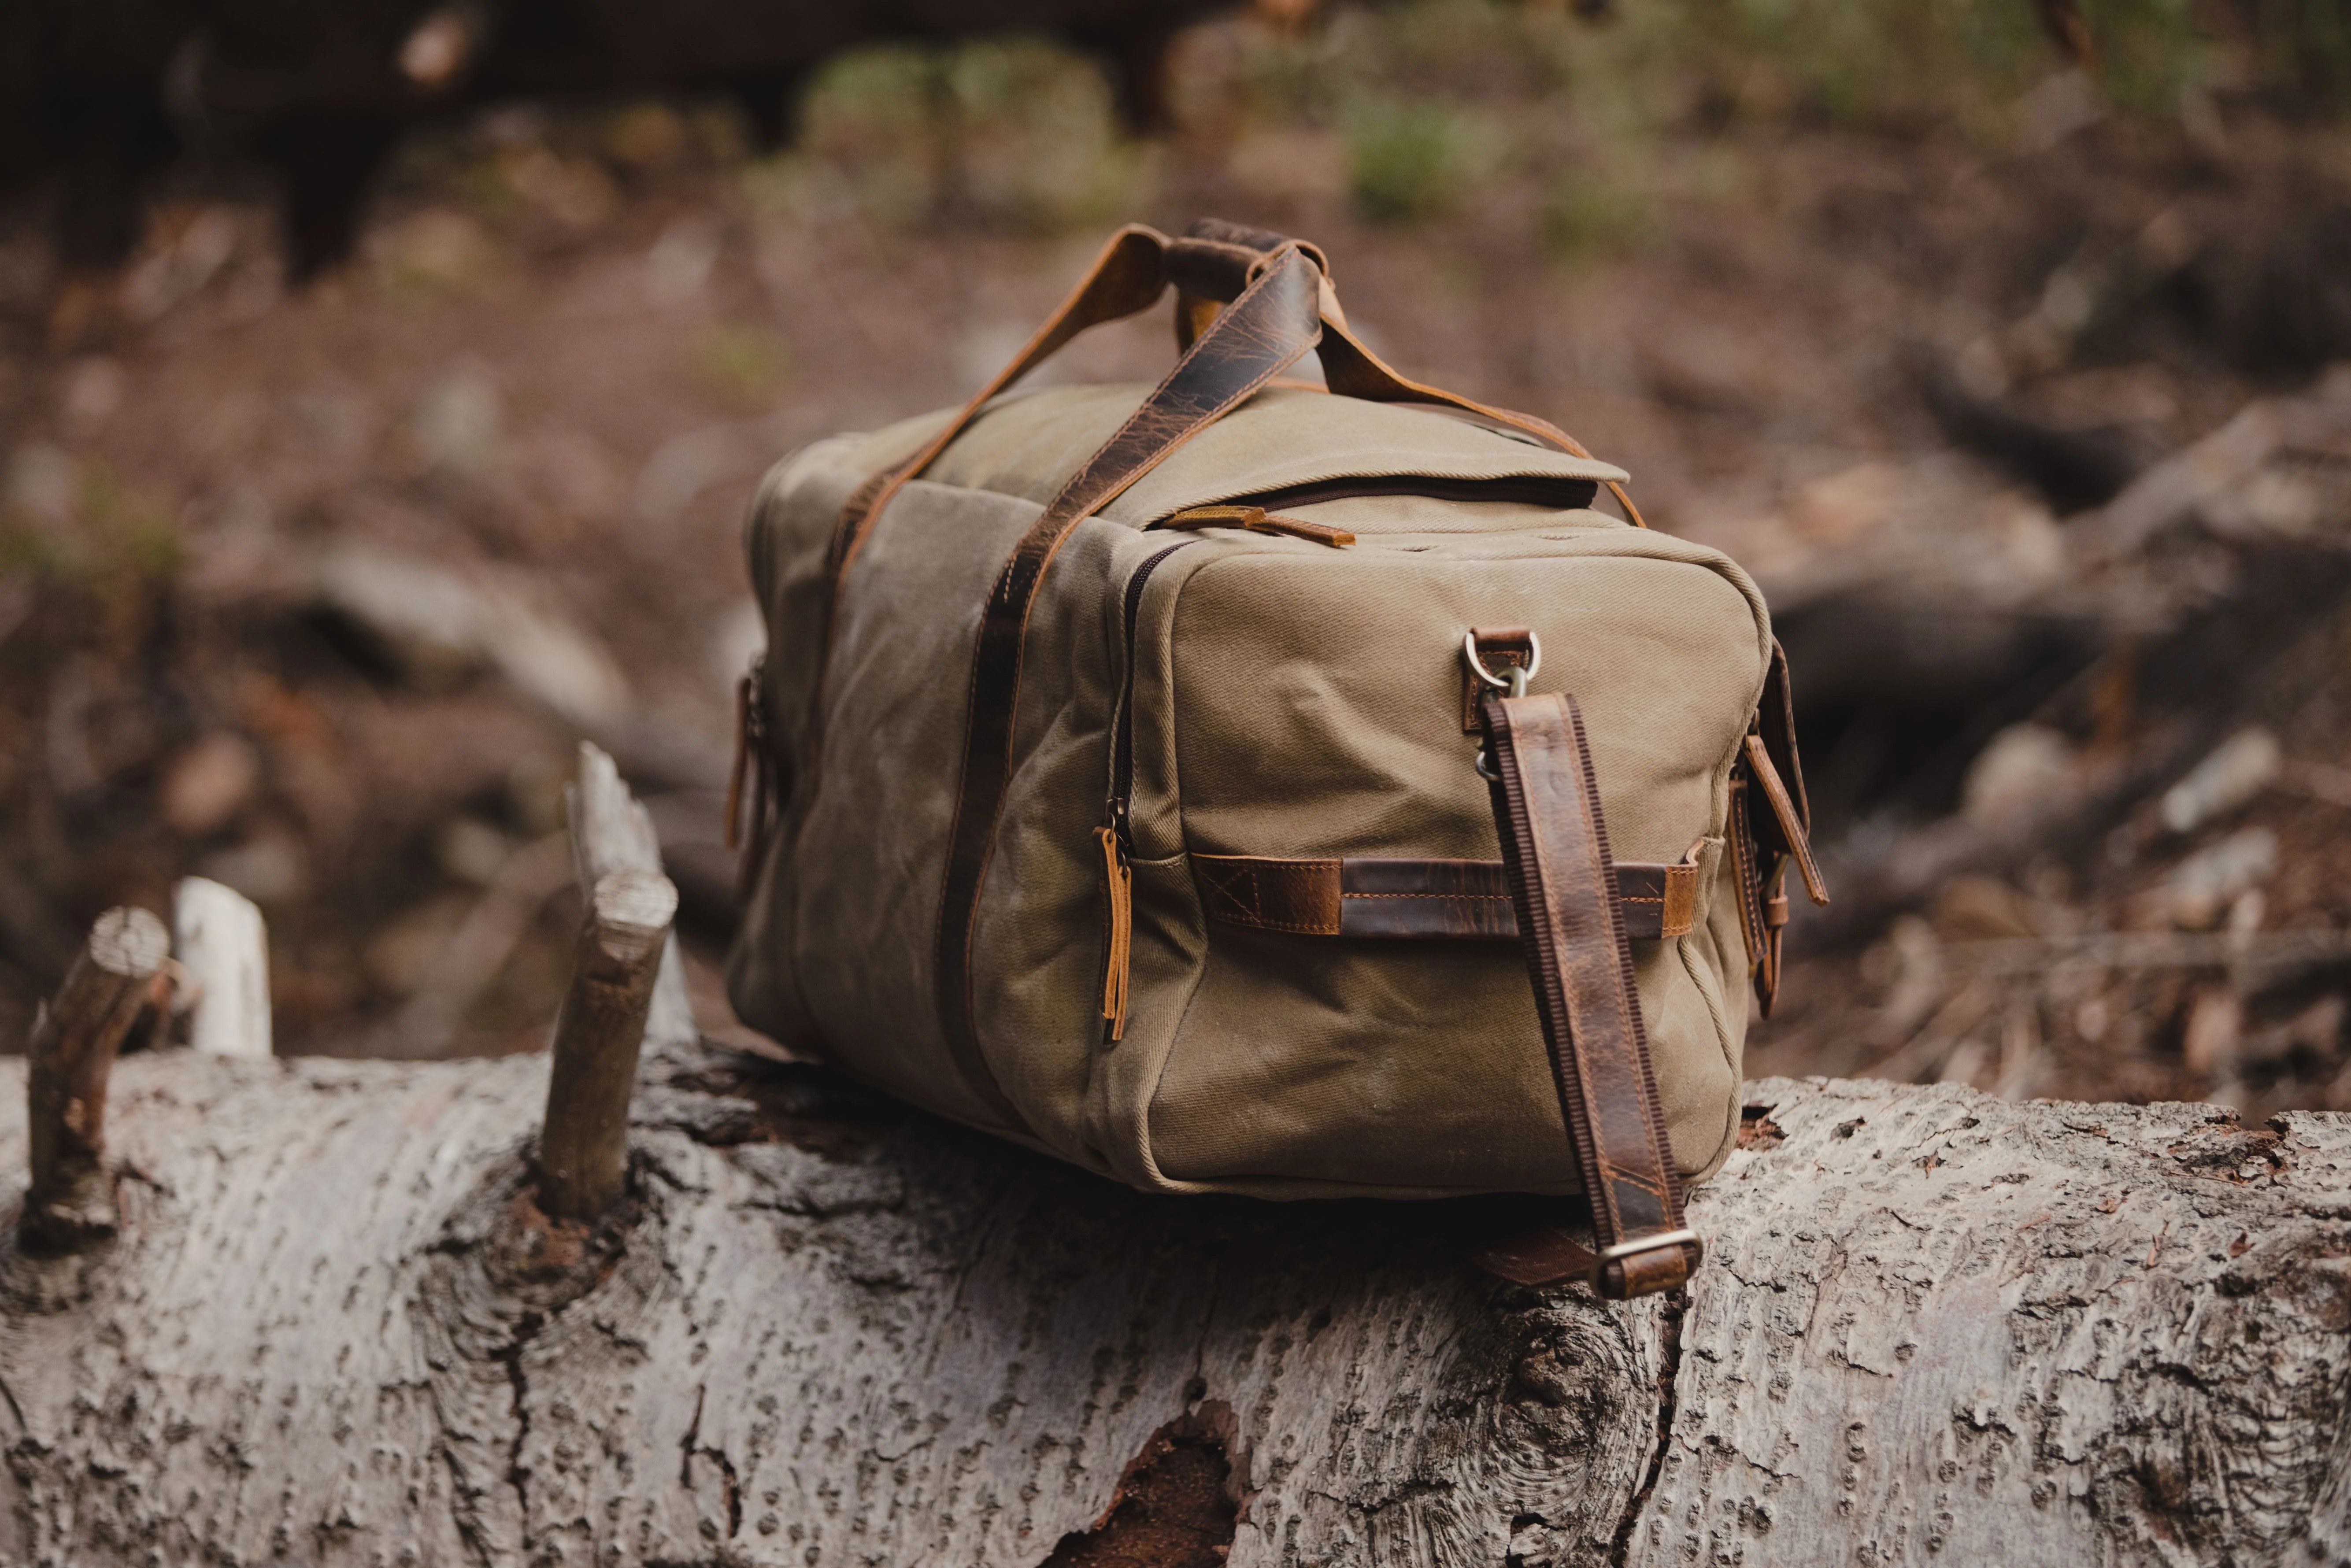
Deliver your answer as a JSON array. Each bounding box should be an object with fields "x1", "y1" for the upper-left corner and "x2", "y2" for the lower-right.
[{"x1": 2, "y1": 12, "x2": 2348, "y2": 1119}]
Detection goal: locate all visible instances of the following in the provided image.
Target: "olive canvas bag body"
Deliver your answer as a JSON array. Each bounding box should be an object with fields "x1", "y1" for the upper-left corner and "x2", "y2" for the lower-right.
[{"x1": 726, "y1": 220, "x2": 1825, "y2": 1298}]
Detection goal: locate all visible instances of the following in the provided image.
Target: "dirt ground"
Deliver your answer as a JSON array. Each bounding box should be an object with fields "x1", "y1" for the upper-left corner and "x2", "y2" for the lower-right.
[{"x1": 3, "y1": 10, "x2": 2348, "y2": 1120}]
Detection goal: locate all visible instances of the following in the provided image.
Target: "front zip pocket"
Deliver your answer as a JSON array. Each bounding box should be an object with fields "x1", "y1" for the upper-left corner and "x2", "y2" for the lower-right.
[{"x1": 1097, "y1": 540, "x2": 1193, "y2": 1041}]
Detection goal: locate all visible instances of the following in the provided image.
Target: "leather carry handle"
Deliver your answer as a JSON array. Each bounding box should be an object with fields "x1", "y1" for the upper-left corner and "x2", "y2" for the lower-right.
[{"x1": 1470, "y1": 689, "x2": 1701, "y2": 1299}]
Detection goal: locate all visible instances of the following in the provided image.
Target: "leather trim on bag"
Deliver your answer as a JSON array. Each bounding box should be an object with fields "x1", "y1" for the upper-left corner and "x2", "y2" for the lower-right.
[{"x1": 1190, "y1": 853, "x2": 1699, "y2": 940}]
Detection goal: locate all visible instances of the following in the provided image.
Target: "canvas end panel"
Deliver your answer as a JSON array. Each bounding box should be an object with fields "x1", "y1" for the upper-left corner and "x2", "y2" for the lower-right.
[
  {"x1": 784, "y1": 480, "x2": 1044, "y2": 1130},
  {"x1": 1140, "y1": 540, "x2": 1765, "y2": 1191}
]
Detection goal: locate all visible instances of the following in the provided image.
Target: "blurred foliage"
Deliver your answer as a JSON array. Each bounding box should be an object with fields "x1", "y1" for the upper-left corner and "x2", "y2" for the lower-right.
[
  {"x1": 0, "y1": 449, "x2": 178, "y2": 655},
  {"x1": 367, "y1": 1, "x2": 2348, "y2": 251},
  {"x1": 779, "y1": 36, "x2": 1154, "y2": 233},
  {"x1": 1345, "y1": 98, "x2": 1498, "y2": 223},
  {"x1": 689, "y1": 322, "x2": 792, "y2": 403},
  {"x1": 1176, "y1": 0, "x2": 2351, "y2": 235},
  {"x1": 1540, "y1": 170, "x2": 1653, "y2": 269}
]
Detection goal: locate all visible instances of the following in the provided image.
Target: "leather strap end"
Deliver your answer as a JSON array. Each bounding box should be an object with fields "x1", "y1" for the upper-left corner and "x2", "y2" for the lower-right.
[
  {"x1": 1470, "y1": 1226, "x2": 1700, "y2": 1298},
  {"x1": 1743, "y1": 734, "x2": 1829, "y2": 906},
  {"x1": 1470, "y1": 1227, "x2": 1595, "y2": 1288}
]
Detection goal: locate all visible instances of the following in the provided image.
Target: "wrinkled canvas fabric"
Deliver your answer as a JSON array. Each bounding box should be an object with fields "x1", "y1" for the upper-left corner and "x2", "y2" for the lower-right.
[{"x1": 731, "y1": 383, "x2": 1769, "y2": 1200}]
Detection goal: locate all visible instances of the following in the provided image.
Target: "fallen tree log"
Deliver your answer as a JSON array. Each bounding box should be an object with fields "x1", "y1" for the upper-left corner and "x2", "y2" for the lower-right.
[{"x1": 0, "y1": 1038, "x2": 2345, "y2": 1566}]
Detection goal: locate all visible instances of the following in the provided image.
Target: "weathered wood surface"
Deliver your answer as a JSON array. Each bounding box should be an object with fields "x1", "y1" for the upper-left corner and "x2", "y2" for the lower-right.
[{"x1": 0, "y1": 1042, "x2": 2344, "y2": 1567}]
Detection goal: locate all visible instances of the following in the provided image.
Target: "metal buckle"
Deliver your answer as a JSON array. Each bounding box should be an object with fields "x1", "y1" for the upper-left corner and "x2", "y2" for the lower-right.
[{"x1": 1588, "y1": 1228, "x2": 1703, "y2": 1295}]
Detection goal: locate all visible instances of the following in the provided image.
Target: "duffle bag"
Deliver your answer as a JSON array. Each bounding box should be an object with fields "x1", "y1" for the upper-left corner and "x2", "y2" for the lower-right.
[{"x1": 726, "y1": 219, "x2": 1825, "y2": 1298}]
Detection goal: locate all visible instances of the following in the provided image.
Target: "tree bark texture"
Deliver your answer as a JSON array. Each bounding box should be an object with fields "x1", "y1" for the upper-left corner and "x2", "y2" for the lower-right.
[{"x1": 0, "y1": 1041, "x2": 2344, "y2": 1567}]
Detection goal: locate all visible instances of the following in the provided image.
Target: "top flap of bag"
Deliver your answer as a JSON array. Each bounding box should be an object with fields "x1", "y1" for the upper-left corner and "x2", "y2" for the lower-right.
[{"x1": 916, "y1": 383, "x2": 1626, "y2": 524}]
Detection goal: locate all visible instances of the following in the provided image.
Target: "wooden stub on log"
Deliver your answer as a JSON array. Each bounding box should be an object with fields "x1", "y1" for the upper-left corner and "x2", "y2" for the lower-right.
[
  {"x1": 22, "y1": 906, "x2": 169, "y2": 1247},
  {"x1": 171, "y1": 877, "x2": 272, "y2": 1059},
  {"x1": 537, "y1": 869, "x2": 677, "y2": 1222},
  {"x1": 567, "y1": 741, "x2": 696, "y2": 1050}
]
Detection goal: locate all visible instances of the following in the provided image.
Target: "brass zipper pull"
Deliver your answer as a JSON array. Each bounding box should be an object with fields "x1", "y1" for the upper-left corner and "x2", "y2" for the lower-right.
[
  {"x1": 1096, "y1": 825, "x2": 1133, "y2": 1041},
  {"x1": 1157, "y1": 504, "x2": 1354, "y2": 547}
]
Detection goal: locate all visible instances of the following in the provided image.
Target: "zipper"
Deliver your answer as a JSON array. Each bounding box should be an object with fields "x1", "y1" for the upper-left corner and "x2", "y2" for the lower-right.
[
  {"x1": 1156, "y1": 504, "x2": 1354, "y2": 547},
  {"x1": 1187, "y1": 472, "x2": 1602, "y2": 515},
  {"x1": 1098, "y1": 540, "x2": 1194, "y2": 1041}
]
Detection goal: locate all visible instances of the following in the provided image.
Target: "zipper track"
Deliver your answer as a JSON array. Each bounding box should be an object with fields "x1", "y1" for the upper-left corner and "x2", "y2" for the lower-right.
[
  {"x1": 1111, "y1": 541, "x2": 1196, "y2": 847},
  {"x1": 1194, "y1": 473, "x2": 1601, "y2": 516}
]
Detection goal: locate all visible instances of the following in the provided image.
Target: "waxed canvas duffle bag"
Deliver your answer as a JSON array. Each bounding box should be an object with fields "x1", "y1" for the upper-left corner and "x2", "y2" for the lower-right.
[{"x1": 726, "y1": 219, "x2": 1825, "y2": 1298}]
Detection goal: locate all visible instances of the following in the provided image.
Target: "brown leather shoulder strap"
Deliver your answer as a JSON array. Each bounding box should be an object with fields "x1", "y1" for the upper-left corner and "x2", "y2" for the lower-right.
[
  {"x1": 1472, "y1": 691, "x2": 1700, "y2": 1298},
  {"x1": 931, "y1": 246, "x2": 1328, "y2": 1132}
]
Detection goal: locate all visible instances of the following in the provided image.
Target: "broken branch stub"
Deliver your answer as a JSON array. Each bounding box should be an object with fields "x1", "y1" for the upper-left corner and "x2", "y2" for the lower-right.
[
  {"x1": 538, "y1": 869, "x2": 677, "y2": 1222},
  {"x1": 23, "y1": 906, "x2": 169, "y2": 1246},
  {"x1": 171, "y1": 876, "x2": 272, "y2": 1059},
  {"x1": 567, "y1": 740, "x2": 696, "y2": 1051}
]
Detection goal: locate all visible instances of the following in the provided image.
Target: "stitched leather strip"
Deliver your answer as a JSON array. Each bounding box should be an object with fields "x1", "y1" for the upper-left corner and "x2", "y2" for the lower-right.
[
  {"x1": 930, "y1": 247, "x2": 1329, "y2": 1132},
  {"x1": 1472, "y1": 692, "x2": 1698, "y2": 1298},
  {"x1": 1190, "y1": 854, "x2": 1697, "y2": 940}
]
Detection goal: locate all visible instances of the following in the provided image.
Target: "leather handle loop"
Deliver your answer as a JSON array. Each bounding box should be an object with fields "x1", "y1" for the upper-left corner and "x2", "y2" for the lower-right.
[{"x1": 1165, "y1": 219, "x2": 1331, "y2": 304}]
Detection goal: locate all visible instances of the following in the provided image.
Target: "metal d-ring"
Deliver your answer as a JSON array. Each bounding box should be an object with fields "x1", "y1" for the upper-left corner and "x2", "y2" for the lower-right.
[
  {"x1": 1467, "y1": 631, "x2": 1540, "y2": 779},
  {"x1": 1462, "y1": 629, "x2": 1541, "y2": 691}
]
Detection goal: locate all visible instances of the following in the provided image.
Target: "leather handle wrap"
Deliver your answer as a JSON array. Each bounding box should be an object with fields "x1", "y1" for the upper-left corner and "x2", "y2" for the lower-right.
[{"x1": 1471, "y1": 691, "x2": 1699, "y2": 1299}]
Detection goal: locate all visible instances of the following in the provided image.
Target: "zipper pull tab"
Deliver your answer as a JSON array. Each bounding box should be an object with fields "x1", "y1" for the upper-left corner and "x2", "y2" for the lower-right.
[
  {"x1": 1096, "y1": 825, "x2": 1133, "y2": 1042},
  {"x1": 1157, "y1": 504, "x2": 1354, "y2": 547}
]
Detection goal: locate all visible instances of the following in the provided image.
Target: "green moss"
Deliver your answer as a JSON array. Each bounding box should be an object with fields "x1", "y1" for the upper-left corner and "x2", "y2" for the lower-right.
[
  {"x1": 690, "y1": 322, "x2": 792, "y2": 402},
  {"x1": 786, "y1": 35, "x2": 1153, "y2": 233},
  {"x1": 1347, "y1": 100, "x2": 1474, "y2": 224}
]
